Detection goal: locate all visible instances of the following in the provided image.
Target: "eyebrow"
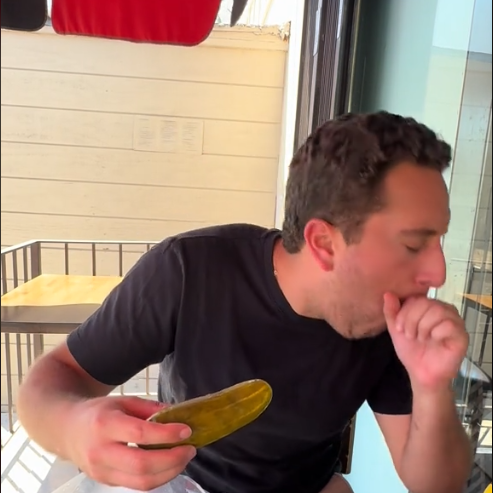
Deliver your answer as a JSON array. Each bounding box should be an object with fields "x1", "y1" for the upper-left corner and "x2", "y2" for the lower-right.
[{"x1": 400, "y1": 228, "x2": 447, "y2": 237}]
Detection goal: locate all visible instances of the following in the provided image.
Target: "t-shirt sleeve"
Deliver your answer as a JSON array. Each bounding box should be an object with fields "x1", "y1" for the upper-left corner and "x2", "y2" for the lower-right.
[
  {"x1": 66, "y1": 239, "x2": 183, "y2": 386},
  {"x1": 367, "y1": 347, "x2": 413, "y2": 415}
]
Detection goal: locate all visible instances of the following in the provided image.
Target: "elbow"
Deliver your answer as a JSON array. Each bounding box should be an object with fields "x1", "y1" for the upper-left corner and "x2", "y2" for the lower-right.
[
  {"x1": 401, "y1": 458, "x2": 472, "y2": 493},
  {"x1": 455, "y1": 429, "x2": 475, "y2": 490},
  {"x1": 16, "y1": 358, "x2": 40, "y2": 419},
  {"x1": 400, "y1": 444, "x2": 473, "y2": 493},
  {"x1": 403, "y1": 478, "x2": 468, "y2": 493},
  {"x1": 15, "y1": 355, "x2": 51, "y2": 429}
]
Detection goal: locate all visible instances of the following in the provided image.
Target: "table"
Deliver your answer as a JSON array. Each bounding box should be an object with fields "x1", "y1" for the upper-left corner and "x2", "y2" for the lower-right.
[
  {"x1": 1, "y1": 274, "x2": 123, "y2": 335},
  {"x1": 462, "y1": 293, "x2": 492, "y2": 366},
  {"x1": 463, "y1": 294, "x2": 493, "y2": 311}
]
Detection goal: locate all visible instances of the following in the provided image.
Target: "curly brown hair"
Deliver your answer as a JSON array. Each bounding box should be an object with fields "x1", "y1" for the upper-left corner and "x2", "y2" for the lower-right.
[{"x1": 281, "y1": 111, "x2": 452, "y2": 253}]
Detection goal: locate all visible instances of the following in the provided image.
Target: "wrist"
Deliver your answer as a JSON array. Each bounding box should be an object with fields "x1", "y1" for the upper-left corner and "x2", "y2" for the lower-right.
[
  {"x1": 56, "y1": 397, "x2": 89, "y2": 461},
  {"x1": 410, "y1": 379, "x2": 455, "y2": 406},
  {"x1": 411, "y1": 378, "x2": 453, "y2": 394}
]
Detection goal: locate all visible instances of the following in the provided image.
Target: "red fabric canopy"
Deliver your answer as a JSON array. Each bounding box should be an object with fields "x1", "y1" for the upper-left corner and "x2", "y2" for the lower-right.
[
  {"x1": 1, "y1": 0, "x2": 250, "y2": 46},
  {"x1": 52, "y1": 0, "x2": 221, "y2": 46}
]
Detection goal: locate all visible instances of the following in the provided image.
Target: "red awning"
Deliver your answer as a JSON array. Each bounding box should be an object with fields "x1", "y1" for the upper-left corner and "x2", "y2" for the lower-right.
[{"x1": 1, "y1": 0, "x2": 249, "y2": 46}]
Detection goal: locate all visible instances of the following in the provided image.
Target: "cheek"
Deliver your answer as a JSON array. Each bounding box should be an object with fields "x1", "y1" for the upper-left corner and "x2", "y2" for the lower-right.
[
  {"x1": 342, "y1": 248, "x2": 412, "y2": 289},
  {"x1": 361, "y1": 243, "x2": 414, "y2": 270},
  {"x1": 336, "y1": 253, "x2": 378, "y2": 287},
  {"x1": 356, "y1": 250, "x2": 398, "y2": 274}
]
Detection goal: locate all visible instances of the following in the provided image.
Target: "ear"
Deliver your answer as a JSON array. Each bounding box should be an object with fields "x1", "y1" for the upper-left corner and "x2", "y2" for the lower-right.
[{"x1": 303, "y1": 219, "x2": 341, "y2": 272}]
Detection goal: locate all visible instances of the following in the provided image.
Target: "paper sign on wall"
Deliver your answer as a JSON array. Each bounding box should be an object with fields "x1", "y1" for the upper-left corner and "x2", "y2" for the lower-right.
[{"x1": 133, "y1": 116, "x2": 204, "y2": 155}]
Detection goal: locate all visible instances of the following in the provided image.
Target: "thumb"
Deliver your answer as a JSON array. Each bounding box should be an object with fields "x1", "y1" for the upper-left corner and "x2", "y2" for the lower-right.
[
  {"x1": 120, "y1": 396, "x2": 167, "y2": 420},
  {"x1": 383, "y1": 292, "x2": 401, "y2": 332}
]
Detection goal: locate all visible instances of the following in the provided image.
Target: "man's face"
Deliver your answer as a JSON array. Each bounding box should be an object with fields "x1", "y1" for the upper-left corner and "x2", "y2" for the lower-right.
[{"x1": 325, "y1": 162, "x2": 450, "y2": 338}]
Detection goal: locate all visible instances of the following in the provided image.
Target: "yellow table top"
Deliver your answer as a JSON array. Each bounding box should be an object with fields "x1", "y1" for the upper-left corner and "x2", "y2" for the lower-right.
[
  {"x1": 462, "y1": 293, "x2": 492, "y2": 310},
  {"x1": 1, "y1": 274, "x2": 122, "y2": 332}
]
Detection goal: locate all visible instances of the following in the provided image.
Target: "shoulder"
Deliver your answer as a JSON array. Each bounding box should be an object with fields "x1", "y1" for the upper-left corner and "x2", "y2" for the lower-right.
[
  {"x1": 171, "y1": 223, "x2": 277, "y2": 245},
  {"x1": 159, "y1": 223, "x2": 279, "y2": 260},
  {"x1": 128, "y1": 223, "x2": 278, "y2": 283}
]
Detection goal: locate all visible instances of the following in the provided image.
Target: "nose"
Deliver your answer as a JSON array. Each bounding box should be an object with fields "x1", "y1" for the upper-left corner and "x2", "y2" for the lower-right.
[{"x1": 415, "y1": 242, "x2": 447, "y2": 289}]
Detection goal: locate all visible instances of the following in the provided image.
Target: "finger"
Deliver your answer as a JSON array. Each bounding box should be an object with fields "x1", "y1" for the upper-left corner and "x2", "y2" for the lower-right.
[
  {"x1": 92, "y1": 441, "x2": 196, "y2": 476},
  {"x1": 397, "y1": 297, "x2": 429, "y2": 340},
  {"x1": 430, "y1": 319, "x2": 469, "y2": 350},
  {"x1": 119, "y1": 396, "x2": 167, "y2": 420},
  {"x1": 383, "y1": 292, "x2": 401, "y2": 331},
  {"x1": 414, "y1": 303, "x2": 450, "y2": 342},
  {"x1": 105, "y1": 410, "x2": 192, "y2": 445}
]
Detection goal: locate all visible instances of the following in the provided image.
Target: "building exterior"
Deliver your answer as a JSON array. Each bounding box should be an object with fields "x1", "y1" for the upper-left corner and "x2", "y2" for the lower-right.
[
  {"x1": 284, "y1": 0, "x2": 491, "y2": 491},
  {"x1": 1, "y1": 0, "x2": 491, "y2": 492},
  {"x1": 340, "y1": 1, "x2": 491, "y2": 491}
]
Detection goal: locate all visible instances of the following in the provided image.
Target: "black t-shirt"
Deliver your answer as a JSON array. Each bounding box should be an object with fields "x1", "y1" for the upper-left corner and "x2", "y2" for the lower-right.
[{"x1": 67, "y1": 224, "x2": 412, "y2": 493}]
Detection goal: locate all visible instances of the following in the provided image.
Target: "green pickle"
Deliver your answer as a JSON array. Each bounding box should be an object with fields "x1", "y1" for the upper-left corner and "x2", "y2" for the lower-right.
[{"x1": 138, "y1": 379, "x2": 273, "y2": 450}]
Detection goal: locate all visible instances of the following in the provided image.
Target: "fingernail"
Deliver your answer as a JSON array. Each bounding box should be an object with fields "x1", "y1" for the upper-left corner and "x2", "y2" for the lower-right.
[
  {"x1": 180, "y1": 427, "x2": 193, "y2": 439},
  {"x1": 188, "y1": 447, "x2": 197, "y2": 459}
]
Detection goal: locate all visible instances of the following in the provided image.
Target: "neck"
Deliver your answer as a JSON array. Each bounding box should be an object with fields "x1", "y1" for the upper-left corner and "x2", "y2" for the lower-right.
[
  {"x1": 272, "y1": 239, "x2": 324, "y2": 320},
  {"x1": 272, "y1": 239, "x2": 378, "y2": 339}
]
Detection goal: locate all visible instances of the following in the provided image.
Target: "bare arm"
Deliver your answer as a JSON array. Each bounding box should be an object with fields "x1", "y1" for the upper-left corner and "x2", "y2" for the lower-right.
[
  {"x1": 15, "y1": 243, "x2": 197, "y2": 490},
  {"x1": 17, "y1": 241, "x2": 184, "y2": 461},
  {"x1": 376, "y1": 384, "x2": 472, "y2": 493},
  {"x1": 17, "y1": 342, "x2": 115, "y2": 458},
  {"x1": 17, "y1": 341, "x2": 195, "y2": 490},
  {"x1": 378, "y1": 294, "x2": 474, "y2": 493}
]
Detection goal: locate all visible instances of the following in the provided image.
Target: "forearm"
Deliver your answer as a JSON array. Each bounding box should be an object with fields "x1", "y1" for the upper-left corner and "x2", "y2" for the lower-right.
[
  {"x1": 17, "y1": 355, "x2": 107, "y2": 459},
  {"x1": 400, "y1": 382, "x2": 472, "y2": 493}
]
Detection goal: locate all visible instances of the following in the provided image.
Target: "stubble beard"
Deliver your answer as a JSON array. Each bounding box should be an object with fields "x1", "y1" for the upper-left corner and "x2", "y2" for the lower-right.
[{"x1": 323, "y1": 297, "x2": 387, "y2": 340}]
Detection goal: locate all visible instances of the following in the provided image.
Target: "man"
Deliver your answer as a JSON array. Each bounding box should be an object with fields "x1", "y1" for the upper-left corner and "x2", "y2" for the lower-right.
[{"x1": 17, "y1": 111, "x2": 472, "y2": 493}]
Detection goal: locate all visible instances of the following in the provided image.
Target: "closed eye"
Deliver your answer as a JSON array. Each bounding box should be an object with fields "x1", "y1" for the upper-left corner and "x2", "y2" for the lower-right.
[{"x1": 405, "y1": 245, "x2": 423, "y2": 254}]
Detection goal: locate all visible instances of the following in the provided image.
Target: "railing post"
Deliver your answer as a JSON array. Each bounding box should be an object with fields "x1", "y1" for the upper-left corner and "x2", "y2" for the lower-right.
[
  {"x1": 30, "y1": 242, "x2": 44, "y2": 359},
  {"x1": 3, "y1": 333, "x2": 15, "y2": 433},
  {"x1": 30, "y1": 242, "x2": 42, "y2": 279}
]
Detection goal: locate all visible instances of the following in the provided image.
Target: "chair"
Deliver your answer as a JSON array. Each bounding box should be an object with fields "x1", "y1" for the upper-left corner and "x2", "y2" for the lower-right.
[{"x1": 339, "y1": 416, "x2": 357, "y2": 475}]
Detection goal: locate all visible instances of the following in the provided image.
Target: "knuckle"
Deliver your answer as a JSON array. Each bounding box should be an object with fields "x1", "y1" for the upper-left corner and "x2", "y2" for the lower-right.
[
  {"x1": 127, "y1": 422, "x2": 146, "y2": 444},
  {"x1": 433, "y1": 302, "x2": 447, "y2": 316},
  {"x1": 85, "y1": 464, "x2": 104, "y2": 483},
  {"x1": 438, "y1": 300, "x2": 459, "y2": 318},
  {"x1": 90, "y1": 410, "x2": 109, "y2": 433},
  {"x1": 132, "y1": 478, "x2": 158, "y2": 492},
  {"x1": 131, "y1": 455, "x2": 150, "y2": 476},
  {"x1": 123, "y1": 395, "x2": 140, "y2": 405},
  {"x1": 418, "y1": 297, "x2": 430, "y2": 308},
  {"x1": 85, "y1": 445, "x2": 103, "y2": 467},
  {"x1": 460, "y1": 329, "x2": 470, "y2": 345},
  {"x1": 155, "y1": 423, "x2": 180, "y2": 442}
]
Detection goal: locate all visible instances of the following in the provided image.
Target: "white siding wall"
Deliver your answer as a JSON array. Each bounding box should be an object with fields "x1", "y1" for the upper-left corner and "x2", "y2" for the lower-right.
[{"x1": 1, "y1": 26, "x2": 289, "y2": 406}]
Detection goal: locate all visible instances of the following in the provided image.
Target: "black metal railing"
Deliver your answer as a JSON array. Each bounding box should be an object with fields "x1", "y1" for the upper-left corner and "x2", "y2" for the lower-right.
[{"x1": 1, "y1": 240, "x2": 159, "y2": 435}]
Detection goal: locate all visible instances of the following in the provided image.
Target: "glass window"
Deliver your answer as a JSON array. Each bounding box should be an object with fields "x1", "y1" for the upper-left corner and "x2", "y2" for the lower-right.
[{"x1": 348, "y1": 0, "x2": 492, "y2": 490}]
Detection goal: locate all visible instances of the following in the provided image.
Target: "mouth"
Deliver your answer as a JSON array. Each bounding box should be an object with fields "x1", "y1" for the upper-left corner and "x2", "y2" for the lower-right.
[{"x1": 399, "y1": 292, "x2": 429, "y2": 304}]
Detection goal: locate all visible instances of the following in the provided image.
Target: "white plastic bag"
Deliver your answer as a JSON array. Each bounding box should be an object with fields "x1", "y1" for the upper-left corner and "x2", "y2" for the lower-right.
[{"x1": 53, "y1": 473, "x2": 209, "y2": 493}]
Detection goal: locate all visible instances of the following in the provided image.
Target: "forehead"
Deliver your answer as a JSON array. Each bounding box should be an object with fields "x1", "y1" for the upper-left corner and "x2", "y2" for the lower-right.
[{"x1": 373, "y1": 162, "x2": 450, "y2": 233}]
